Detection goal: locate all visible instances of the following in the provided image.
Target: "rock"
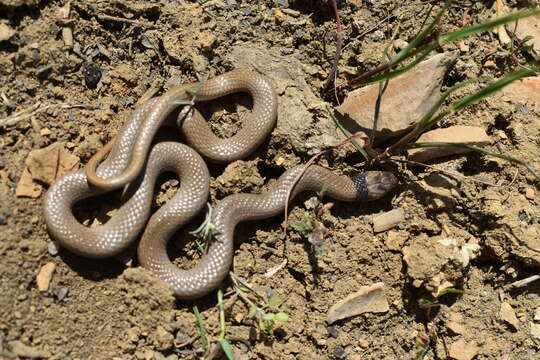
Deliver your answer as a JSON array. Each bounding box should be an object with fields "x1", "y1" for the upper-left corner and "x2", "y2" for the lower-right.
[
  {"x1": 393, "y1": 39, "x2": 408, "y2": 51},
  {"x1": 150, "y1": 326, "x2": 174, "y2": 350},
  {"x1": 9, "y1": 340, "x2": 51, "y2": 358},
  {"x1": 84, "y1": 65, "x2": 102, "y2": 89},
  {"x1": 227, "y1": 44, "x2": 341, "y2": 154},
  {"x1": 408, "y1": 125, "x2": 491, "y2": 162},
  {"x1": 372, "y1": 208, "x2": 405, "y2": 233},
  {"x1": 438, "y1": 237, "x2": 480, "y2": 268},
  {"x1": 0, "y1": 23, "x2": 16, "y2": 42},
  {"x1": 16, "y1": 143, "x2": 79, "y2": 198},
  {"x1": 15, "y1": 167, "x2": 42, "y2": 198},
  {"x1": 402, "y1": 234, "x2": 477, "y2": 297},
  {"x1": 36, "y1": 262, "x2": 56, "y2": 291},
  {"x1": 196, "y1": 32, "x2": 216, "y2": 52},
  {"x1": 47, "y1": 241, "x2": 59, "y2": 256},
  {"x1": 458, "y1": 41, "x2": 469, "y2": 53},
  {"x1": 448, "y1": 339, "x2": 479, "y2": 360},
  {"x1": 214, "y1": 160, "x2": 264, "y2": 197},
  {"x1": 385, "y1": 230, "x2": 408, "y2": 251},
  {"x1": 483, "y1": 60, "x2": 496, "y2": 68},
  {"x1": 524, "y1": 187, "x2": 535, "y2": 200},
  {"x1": 531, "y1": 323, "x2": 540, "y2": 340},
  {"x1": 335, "y1": 52, "x2": 457, "y2": 144},
  {"x1": 534, "y1": 307, "x2": 540, "y2": 321},
  {"x1": 506, "y1": 14, "x2": 540, "y2": 55},
  {"x1": 28, "y1": 142, "x2": 79, "y2": 185},
  {"x1": 500, "y1": 302, "x2": 519, "y2": 329},
  {"x1": 447, "y1": 312, "x2": 466, "y2": 334},
  {"x1": 499, "y1": 75, "x2": 540, "y2": 104},
  {"x1": 327, "y1": 282, "x2": 389, "y2": 324}
]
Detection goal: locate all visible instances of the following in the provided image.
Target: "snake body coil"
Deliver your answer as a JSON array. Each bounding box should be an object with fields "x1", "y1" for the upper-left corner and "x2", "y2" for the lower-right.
[{"x1": 43, "y1": 70, "x2": 397, "y2": 299}]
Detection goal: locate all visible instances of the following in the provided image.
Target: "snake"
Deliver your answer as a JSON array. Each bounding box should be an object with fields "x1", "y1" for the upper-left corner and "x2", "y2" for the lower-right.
[{"x1": 43, "y1": 70, "x2": 397, "y2": 299}]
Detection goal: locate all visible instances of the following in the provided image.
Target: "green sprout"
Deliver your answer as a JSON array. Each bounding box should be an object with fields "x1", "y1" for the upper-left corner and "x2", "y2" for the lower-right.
[
  {"x1": 230, "y1": 272, "x2": 289, "y2": 336},
  {"x1": 189, "y1": 203, "x2": 221, "y2": 253}
]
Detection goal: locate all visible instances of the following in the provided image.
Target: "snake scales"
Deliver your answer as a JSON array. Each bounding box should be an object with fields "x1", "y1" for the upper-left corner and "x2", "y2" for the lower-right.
[{"x1": 43, "y1": 70, "x2": 397, "y2": 299}]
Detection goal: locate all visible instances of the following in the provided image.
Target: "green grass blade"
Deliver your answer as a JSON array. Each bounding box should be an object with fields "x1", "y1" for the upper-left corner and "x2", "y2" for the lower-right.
[
  {"x1": 355, "y1": 45, "x2": 435, "y2": 87},
  {"x1": 440, "y1": 8, "x2": 540, "y2": 44},
  {"x1": 192, "y1": 305, "x2": 208, "y2": 349},
  {"x1": 219, "y1": 338, "x2": 235, "y2": 360},
  {"x1": 413, "y1": 77, "x2": 489, "y2": 135},
  {"x1": 358, "y1": 8, "x2": 539, "y2": 87},
  {"x1": 392, "y1": 0, "x2": 453, "y2": 65},
  {"x1": 218, "y1": 289, "x2": 226, "y2": 339},
  {"x1": 327, "y1": 106, "x2": 370, "y2": 160},
  {"x1": 451, "y1": 67, "x2": 538, "y2": 113},
  {"x1": 405, "y1": 142, "x2": 540, "y2": 180}
]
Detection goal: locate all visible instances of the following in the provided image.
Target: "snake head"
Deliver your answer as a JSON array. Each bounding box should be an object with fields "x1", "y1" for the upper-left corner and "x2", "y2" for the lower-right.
[{"x1": 352, "y1": 171, "x2": 398, "y2": 201}]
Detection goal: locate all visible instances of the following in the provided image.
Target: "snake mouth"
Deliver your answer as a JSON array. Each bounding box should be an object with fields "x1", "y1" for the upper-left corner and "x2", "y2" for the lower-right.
[{"x1": 363, "y1": 171, "x2": 398, "y2": 201}]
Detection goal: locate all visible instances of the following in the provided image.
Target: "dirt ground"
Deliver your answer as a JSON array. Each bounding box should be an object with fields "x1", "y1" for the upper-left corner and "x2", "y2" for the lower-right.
[{"x1": 1, "y1": 1, "x2": 540, "y2": 359}]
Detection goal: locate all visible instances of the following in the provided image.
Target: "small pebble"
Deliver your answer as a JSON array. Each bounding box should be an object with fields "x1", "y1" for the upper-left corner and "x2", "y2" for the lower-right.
[
  {"x1": 47, "y1": 241, "x2": 59, "y2": 256},
  {"x1": 373, "y1": 208, "x2": 405, "y2": 233},
  {"x1": 36, "y1": 64, "x2": 53, "y2": 79},
  {"x1": 326, "y1": 325, "x2": 339, "y2": 338},
  {"x1": 458, "y1": 41, "x2": 469, "y2": 52},
  {"x1": 525, "y1": 187, "x2": 535, "y2": 200},
  {"x1": 281, "y1": 48, "x2": 293, "y2": 55},
  {"x1": 516, "y1": 104, "x2": 529, "y2": 115},
  {"x1": 500, "y1": 302, "x2": 519, "y2": 329},
  {"x1": 84, "y1": 65, "x2": 102, "y2": 89},
  {"x1": 55, "y1": 287, "x2": 69, "y2": 301},
  {"x1": 393, "y1": 39, "x2": 408, "y2": 51},
  {"x1": 36, "y1": 262, "x2": 56, "y2": 292},
  {"x1": 327, "y1": 282, "x2": 389, "y2": 324},
  {"x1": 0, "y1": 215, "x2": 6, "y2": 225},
  {"x1": 333, "y1": 346, "x2": 347, "y2": 359}
]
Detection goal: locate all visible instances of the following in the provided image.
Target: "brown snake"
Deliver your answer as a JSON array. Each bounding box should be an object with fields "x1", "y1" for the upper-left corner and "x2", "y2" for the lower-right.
[{"x1": 43, "y1": 70, "x2": 397, "y2": 299}]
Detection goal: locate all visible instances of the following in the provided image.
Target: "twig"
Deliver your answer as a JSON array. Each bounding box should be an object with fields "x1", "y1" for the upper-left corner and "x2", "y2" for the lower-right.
[
  {"x1": 321, "y1": 0, "x2": 343, "y2": 97},
  {"x1": 0, "y1": 102, "x2": 99, "y2": 128},
  {"x1": 509, "y1": 275, "x2": 540, "y2": 288}
]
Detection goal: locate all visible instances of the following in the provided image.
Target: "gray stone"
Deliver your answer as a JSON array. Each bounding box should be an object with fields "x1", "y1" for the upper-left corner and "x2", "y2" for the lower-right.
[{"x1": 336, "y1": 52, "x2": 457, "y2": 144}]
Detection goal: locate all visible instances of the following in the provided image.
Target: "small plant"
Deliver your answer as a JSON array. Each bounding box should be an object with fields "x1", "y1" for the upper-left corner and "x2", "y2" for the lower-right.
[
  {"x1": 230, "y1": 272, "x2": 289, "y2": 336},
  {"x1": 189, "y1": 203, "x2": 223, "y2": 255},
  {"x1": 217, "y1": 290, "x2": 235, "y2": 360},
  {"x1": 289, "y1": 194, "x2": 334, "y2": 254},
  {"x1": 414, "y1": 288, "x2": 465, "y2": 360},
  {"x1": 192, "y1": 290, "x2": 235, "y2": 360}
]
